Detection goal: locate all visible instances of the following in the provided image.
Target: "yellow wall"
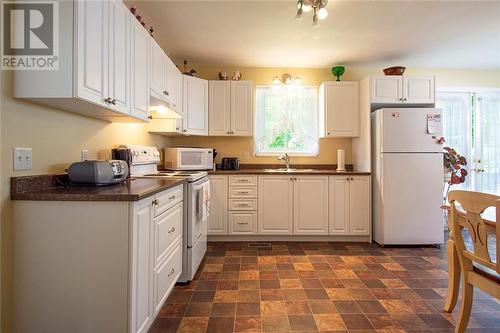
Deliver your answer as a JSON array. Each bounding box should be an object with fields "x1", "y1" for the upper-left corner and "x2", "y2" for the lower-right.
[
  {"x1": 170, "y1": 65, "x2": 500, "y2": 164},
  {"x1": 1, "y1": 66, "x2": 500, "y2": 332}
]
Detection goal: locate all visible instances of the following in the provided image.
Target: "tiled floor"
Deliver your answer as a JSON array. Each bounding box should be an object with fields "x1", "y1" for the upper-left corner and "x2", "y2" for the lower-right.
[{"x1": 150, "y1": 237, "x2": 500, "y2": 332}]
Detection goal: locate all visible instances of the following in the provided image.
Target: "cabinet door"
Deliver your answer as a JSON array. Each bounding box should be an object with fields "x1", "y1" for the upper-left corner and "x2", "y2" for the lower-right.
[
  {"x1": 209, "y1": 81, "x2": 231, "y2": 136},
  {"x1": 183, "y1": 76, "x2": 208, "y2": 135},
  {"x1": 150, "y1": 41, "x2": 164, "y2": 99},
  {"x1": 164, "y1": 57, "x2": 178, "y2": 107},
  {"x1": 172, "y1": 66, "x2": 183, "y2": 116},
  {"x1": 294, "y1": 176, "x2": 329, "y2": 235},
  {"x1": 349, "y1": 176, "x2": 370, "y2": 235},
  {"x1": 131, "y1": 198, "x2": 153, "y2": 333},
  {"x1": 403, "y1": 76, "x2": 435, "y2": 104},
  {"x1": 229, "y1": 211, "x2": 257, "y2": 235},
  {"x1": 75, "y1": 0, "x2": 108, "y2": 107},
  {"x1": 108, "y1": 0, "x2": 130, "y2": 115},
  {"x1": 371, "y1": 76, "x2": 402, "y2": 104},
  {"x1": 231, "y1": 80, "x2": 253, "y2": 136},
  {"x1": 324, "y1": 82, "x2": 359, "y2": 137},
  {"x1": 329, "y1": 176, "x2": 350, "y2": 235},
  {"x1": 258, "y1": 176, "x2": 293, "y2": 235},
  {"x1": 208, "y1": 176, "x2": 228, "y2": 235},
  {"x1": 130, "y1": 19, "x2": 150, "y2": 120}
]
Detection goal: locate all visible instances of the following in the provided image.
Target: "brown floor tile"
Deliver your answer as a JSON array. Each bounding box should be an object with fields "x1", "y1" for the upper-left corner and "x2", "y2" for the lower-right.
[
  {"x1": 159, "y1": 303, "x2": 188, "y2": 317},
  {"x1": 240, "y1": 270, "x2": 260, "y2": 280},
  {"x1": 288, "y1": 314, "x2": 319, "y2": 331},
  {"x1": 284, "y1": 300, "x2": 312, "y2": 314},
  {"x1": 207, "y1": 316, "x2": 235, "y2": 332},
  {"x1": 348, "y1": 288, "x2": 376, "y2": 300},
  {"x1": 166, "y1": 290, "x2": 193, "y2": 304},
  {"x1": 261, "y1": 315, "x2": 291, "y2": 332},
  {"x1": 260, "y1": 271, "x2": 278, "y2": 280},
  {"x1": 333, "y1": 300, "x2": 363, "y2": 314},
  {"x1": 149, "y1": 317, "x2": 182, "y2": 333},
  {"x1": 221, "y1": 271, "x2": 240, "y2": 280},
  {"x1": 321, "y1": 278, "x2": 344, "y2": 288},
  {"x1": 341, "y1": 278, "x2": 366, "y2": 288},
  {"x1": 304, "y1": 288, "x2": 329, "y2": 300},
  {"x1": 366, "y1": 313, "x2": 402, "y2": 329},
  {"x1": 361, "y1": 278, "x2": 386, "y2": 288},
  {"x1": 417, "y1": 314, "x2": 454, "y2": 329},
  {"x1": 237, "y1": 302, "x2": 261, "y2": 316},
  {"x1": 392, "y1": 313, "x2": 430, "y2": 330},
  {"x1": 404, "y1": 300, "x2": 437, "y2": 314},
  {"x1": 234, "y1": 316, "x2": 262, "y2": 332},
  {"x1": 283, "y1": 288, "x2": 307, "y2": 300},
  {"x1": 357, "y1": 300, "x2": 388, "y2": 314},
  {"x1": 238, "y1": 290, "x2": 261, "y2": 302},
  {"x1": 413, "y1": 288, "x2": 443, "y2": 300},
  {"x1": 326, "y1": 288, "x2": 353, "y2": 300},
  {"x1": 379, "y1": 300, "x2": 414, "y2": 314},
  {"x1": 314, "y1": 313, "x2": 346, "y2": 331},
  {"x1": 260, "y1": 279, "x2": 280, "y2": 289},
  {"x1": 196, "y1": 280, "x2": 218, "y2": 290},
  {"x1": 279, "y1": 279, "x2": 302, "y2": 289},
  {"x1": 340, "y1": 313, "x2": 374, "y2": 329},
  {"x1": 239, "y1": 279, "x2": 260, "y2": 290},
  {"x1": 214, "y1": 290, "x2": 239, "y2": 303},
  {"x1": 309, "y1": 300, "x2": 338, "y2": 314},
  {"x1": 218, "y1": 279, "x2": 239, "y2": 290},
  {"x1": 192, "y1": 290, "x2": 216, "y2": 302},
  {"x1": 381, "y1": 279, "x2": 407, "y2": 289},
  {"x1": 370, "y1": 288, "x2": 400, "y2": 300},
  {"x1": 297, "y1": 270, "x2": 317, "y2": 279},
  {"x1": 178, "y1": 317, "x2": 209, "y2": 333},
  {"x1": 185, "y1": 302, "x2": 213, "y2": 317},
  {"x1": 261, "y1": 301, "x2": 287, "y2": 315},
  {"x1": 260, "y1": 289, "x2": 283, "y2": 301},
  {"x1": 278, "y1": 270, "x2": 298, "y2": 279},
  {"x1": 300, "y1": 278, "x2": 323, "y2": 288},
  {"x1": 199, "y1": 271, "x2": 220, "y2": 280},
  {"x1": 211, "y1": 302, "x2": 237, "y2": 317}
]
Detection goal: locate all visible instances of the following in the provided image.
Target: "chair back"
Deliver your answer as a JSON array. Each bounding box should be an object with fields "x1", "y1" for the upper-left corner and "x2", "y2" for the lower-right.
[{"x1": 448, "y1": 190, "x2": 499, "y2": 274}]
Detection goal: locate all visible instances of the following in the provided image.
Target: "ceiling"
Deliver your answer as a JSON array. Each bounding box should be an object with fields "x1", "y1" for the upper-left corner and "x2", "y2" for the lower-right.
[{"x1": 126, "y1": 0, "x2": 500, "y2": 69}]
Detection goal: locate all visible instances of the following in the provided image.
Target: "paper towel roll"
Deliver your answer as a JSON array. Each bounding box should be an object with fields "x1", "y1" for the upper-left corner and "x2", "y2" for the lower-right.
[{"x1": 337, "y1": 149, "x2": 346, "y2": 172}]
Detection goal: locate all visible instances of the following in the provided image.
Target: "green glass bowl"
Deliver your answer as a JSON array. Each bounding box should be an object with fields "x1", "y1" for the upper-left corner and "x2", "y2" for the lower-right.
[{"x1": 331, "y1": 66, "x2": 345, "y2": 81}]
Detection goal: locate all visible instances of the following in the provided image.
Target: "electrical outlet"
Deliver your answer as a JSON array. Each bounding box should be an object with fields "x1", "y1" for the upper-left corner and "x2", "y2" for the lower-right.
[
  {"x1": 13, "y1": 147, "x2": 32, "y2": 171},
  {"x1": 81, "y1": 149, "x2": 89, "y2": 161},
  {"x1": 243, "y1": 151, "x2": 250, "y2": 160}
]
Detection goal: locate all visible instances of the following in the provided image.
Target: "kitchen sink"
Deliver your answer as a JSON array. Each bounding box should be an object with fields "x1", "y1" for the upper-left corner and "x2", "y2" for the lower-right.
[{"x1": 263, "y1": 168, "x2": 319, "y2": 173}]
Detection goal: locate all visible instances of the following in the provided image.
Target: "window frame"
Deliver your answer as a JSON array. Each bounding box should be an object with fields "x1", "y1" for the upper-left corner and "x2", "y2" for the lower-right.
[{"x1": 253, "y1": 84, "x2": 319, "y2": 157}]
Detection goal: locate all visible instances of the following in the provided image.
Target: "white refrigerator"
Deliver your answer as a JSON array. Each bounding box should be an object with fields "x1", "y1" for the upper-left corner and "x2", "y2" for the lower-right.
[{"x1": 372, "y1": 108, "x2": 444, "y2": 245}]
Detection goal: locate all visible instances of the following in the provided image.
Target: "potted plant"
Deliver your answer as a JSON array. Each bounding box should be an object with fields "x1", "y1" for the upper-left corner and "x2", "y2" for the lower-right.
[{"x1": 443, "y1": 145, "x2": 468, "y2": 197}]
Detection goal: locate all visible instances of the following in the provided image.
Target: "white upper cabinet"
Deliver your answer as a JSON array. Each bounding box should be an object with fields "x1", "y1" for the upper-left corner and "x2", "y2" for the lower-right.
[
  {"x1": 209, "y1": 81, "x2": 231, "y2": 135},
  {"x1": 108, "y1": 0, "x2": 131, "y2": 115},
  {"x1": 209, "y1": 80, "x2": 253, "y2": 136},
  {"x1": 14, "y1": 0, "x2": 150, "y2": 122},
  {"x1": 293, "y1": 176, "x2": 329, "y2": 235},
  {"x1": 371, "y1": 75, "x2": 435, "y2": 104},
  {"x1": 258, "y1": 176, "x2": 293, "y2": 235},
  {"x1": 319, "y1": 81, "x2": 359, "y2": 138},
  {"x1": 183, "y1": 76, "x2": 209, "y2": 135},
  {"x1": 130, "y1": 18, "x2": 150, "y2": 121},
  {"x1": 149, "y1": 40, "x2": 182, "y2": 114},
  {"x1": 403, "y1": 76, "x2": 435, "y2": 104},
  {"x1": 231, "y1": 81, "x2": 253, "y2": 136},
  {"x1": 76, "y1": 0, "x2": 108, "y2": 108}
]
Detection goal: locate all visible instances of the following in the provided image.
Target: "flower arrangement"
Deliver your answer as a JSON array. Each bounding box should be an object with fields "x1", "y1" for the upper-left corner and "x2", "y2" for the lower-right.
[{"x1": 443, "y1": 146, "x2": 468, "y2": 185}]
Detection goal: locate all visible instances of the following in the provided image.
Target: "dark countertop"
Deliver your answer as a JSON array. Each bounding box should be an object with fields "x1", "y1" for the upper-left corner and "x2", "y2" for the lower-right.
[
  {"x1": 208, "y1": 164, "x2": 370, "y2": 175},
  {"x1": 11, "y1": 174, "x2": 186, "y2": 202}
]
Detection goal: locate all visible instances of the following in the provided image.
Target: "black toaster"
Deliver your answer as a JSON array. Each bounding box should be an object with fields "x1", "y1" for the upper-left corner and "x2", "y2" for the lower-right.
[{"x1": 220, "y1": 157, "x2": 240, "y2": 170}]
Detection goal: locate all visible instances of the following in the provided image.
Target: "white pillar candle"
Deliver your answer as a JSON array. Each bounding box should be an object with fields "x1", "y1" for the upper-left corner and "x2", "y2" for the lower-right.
[{"x1": 337, "y1": 149, "x2": 346, "y2": 172}]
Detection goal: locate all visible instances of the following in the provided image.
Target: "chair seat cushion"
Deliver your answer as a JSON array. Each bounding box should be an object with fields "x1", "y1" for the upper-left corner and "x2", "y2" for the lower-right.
[{"x1": 473, "y1": 264, "x2": 500, "y2": 283}]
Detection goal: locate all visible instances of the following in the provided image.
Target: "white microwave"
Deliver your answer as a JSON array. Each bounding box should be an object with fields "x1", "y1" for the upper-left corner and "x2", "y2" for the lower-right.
[{"x1": 164, "y1": 148, "x2": 214, "y2": 170}]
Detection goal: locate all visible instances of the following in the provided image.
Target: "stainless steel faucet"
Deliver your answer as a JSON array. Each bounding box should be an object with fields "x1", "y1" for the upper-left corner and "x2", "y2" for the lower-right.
[{"x1": 278, "y1": 153, "x2": 291, "y2": 169}]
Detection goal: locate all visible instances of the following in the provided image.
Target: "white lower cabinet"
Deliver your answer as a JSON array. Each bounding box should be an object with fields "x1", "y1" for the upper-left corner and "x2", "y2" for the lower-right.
[
  {"x1": 329, "y1": 176, "x2": 371, "y2": 236},
  {"x1": 153, "y1": 238, "x2": 182, "y2": 315},
  {"x1": 258, "y1": 176, "x2": 294, "y2": 235},
  {"x1": 208, "y1": 175, "x2": 228, "y2": 235},
  {"x1": 229, "y1": 211, "x2": 258, "y2": 235},
  {"x1": 293, "y1": 176, "x2": 329, "y2": 235}
]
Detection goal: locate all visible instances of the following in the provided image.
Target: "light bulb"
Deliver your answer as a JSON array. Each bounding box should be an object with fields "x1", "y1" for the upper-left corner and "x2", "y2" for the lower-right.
[
  {"x1": 317, "y1": 7, "x2": 328, "y2": 20},
  {"x1": 302, "y1": 3, "x2": 312, "y2": 12}
]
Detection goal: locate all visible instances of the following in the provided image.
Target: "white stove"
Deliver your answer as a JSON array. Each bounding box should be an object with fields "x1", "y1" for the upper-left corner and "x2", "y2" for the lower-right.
[{"x1": 118, "y1": 145, "x2": 209, "y2": 282}]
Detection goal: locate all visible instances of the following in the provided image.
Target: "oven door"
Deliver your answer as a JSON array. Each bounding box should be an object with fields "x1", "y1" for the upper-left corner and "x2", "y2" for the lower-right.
[{"x1": 188, "y1": 177, "x2": 209, "y2": 247}]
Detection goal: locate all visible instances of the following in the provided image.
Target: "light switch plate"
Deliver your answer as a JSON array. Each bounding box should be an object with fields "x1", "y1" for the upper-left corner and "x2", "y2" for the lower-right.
[
  {"x1": 81, "y1": 149, "x2": 89, "y2": 161},
  {"x1": 13, "y1": 147, "x2": 32, "y2": 171}
]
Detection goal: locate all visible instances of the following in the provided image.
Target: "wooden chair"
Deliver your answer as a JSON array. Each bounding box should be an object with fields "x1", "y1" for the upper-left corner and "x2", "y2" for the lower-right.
[{"x1": 448, "y1": 190, "x2": 500, "y2": 333}]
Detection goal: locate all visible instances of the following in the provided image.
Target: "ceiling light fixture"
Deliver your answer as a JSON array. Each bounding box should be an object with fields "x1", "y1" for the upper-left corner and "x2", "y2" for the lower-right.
[{"x1": 296, "y1": 0, "x2": 328, "y2": 26}]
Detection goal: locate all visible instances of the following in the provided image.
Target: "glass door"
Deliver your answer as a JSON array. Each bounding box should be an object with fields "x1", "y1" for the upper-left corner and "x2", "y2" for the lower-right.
[{"x1": 475, "y1": 92, "x2": 500, "y2": 194}]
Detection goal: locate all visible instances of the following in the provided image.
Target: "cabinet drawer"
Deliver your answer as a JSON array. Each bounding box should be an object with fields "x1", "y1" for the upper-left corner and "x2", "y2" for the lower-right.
[
  {"x1": 229, "y1": 199, "x2": 257, "y2": 210},
  {"x1": 154, "y1": 185, "x2": 183, "y2": 217},
  {"x1": 229, "y1": 211, "x2": 257, "y2": 234},
  {"x1": 229, "y1": 186, "x2": 257, "y2": 198},
  {"x1": 229, "y1": 175, "x2": 257, "y2": 186},
  {"x1": 154, "y1": 240, "x2": 182, "y2": 315},
  {"x1": 154, "y1": 202, "x2": 183, "y2": 267}
]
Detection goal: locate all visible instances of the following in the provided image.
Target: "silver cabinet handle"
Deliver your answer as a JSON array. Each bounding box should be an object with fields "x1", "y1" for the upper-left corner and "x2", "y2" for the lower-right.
[
  {"x1": 168, "y1": 268, "x2": 175, "y2": 277},
  {"x1": 236, "y1": 203, "x2": 249, "y2": 207},
  {"x1": 168, "y1": 227, "x2": 175, "y2": 234},
  {"x1": 238, "y1": 179, "x2": 249, "y2": 182},
  {"x1": 168, "y1": 195, "x2": 176, "y2": 200},
  {"x1": 237, "y1": 222, "x2": 249, "y2": 225},
  {"x1": 237, "y1": 191, "x2": 249, "y2": 194}
]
